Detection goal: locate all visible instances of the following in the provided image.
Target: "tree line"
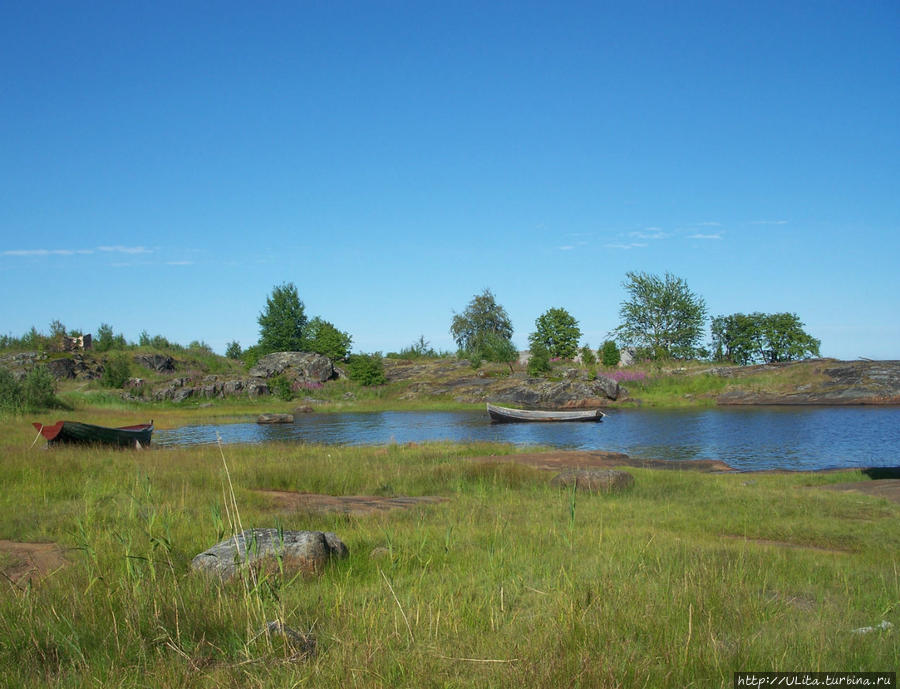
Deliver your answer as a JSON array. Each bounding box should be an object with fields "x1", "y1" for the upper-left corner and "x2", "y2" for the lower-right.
[{"x1": 448, "y1": 271, "x2": 819, "y2": 369}]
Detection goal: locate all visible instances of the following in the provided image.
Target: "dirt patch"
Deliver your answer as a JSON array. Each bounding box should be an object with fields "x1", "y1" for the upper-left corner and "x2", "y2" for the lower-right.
[
  {"x1": 464, "y1": 450, "x2": 734, "y2": 473},
  {"x1": 723, "y1": 535, "x2": 851, "y2": 555},
  {"x1": 256, "y1": 491, "x2": 449, "y2": 517},
  {"x1": 0, "y1": 540, "x2": 69, "y2": 586},
  {"x1": 819, "y1": 479, "x2": 900, "y2": 505}
]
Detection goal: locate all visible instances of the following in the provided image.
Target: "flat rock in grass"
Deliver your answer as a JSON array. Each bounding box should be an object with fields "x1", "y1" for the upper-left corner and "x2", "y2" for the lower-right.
[
  {"x1": 257, "y1": 413, "x2": 294, "y2": 424},
  {"x1": 550, "y1": 468, "x2": 634, "y2": 493},
  {"x1": 192, "y1": 528, "x2": 348, "y2": 582}
]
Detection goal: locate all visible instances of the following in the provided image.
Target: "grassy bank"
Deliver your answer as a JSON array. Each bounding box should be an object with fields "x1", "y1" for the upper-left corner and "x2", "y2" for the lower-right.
[{"x1": 0, "y1": 422, "x2": 897, "y2": 687}]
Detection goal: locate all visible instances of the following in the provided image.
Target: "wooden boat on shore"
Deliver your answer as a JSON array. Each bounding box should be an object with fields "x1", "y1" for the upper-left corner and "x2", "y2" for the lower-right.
[
  {"x1": 486, "y1": 403, "x2": 605, "y2": 424},
  {"x1": 32, "y1": 420, "x2": 153, "y2": 448}
]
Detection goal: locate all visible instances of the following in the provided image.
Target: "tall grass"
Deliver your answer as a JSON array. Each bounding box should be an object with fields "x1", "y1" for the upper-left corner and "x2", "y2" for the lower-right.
[{"x1": 0, "y1": 426, "x2": 896, "y2": 687}]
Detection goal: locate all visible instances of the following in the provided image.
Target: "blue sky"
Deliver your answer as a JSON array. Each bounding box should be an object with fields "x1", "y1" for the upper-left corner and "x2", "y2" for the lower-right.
[{"x1": 2, "y1": 1, "x2": 898, "y2": 359}]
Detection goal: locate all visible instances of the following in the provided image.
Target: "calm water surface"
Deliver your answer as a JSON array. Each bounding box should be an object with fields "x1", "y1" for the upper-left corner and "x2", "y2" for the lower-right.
[{"x1": 154, "y1": 406, "x2": 900, "y2": 471}]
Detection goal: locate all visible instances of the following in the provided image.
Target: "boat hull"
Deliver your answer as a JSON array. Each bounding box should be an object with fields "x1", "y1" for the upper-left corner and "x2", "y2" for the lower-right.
[
  {"x1": 33, "y1": 421, "x2": 153, "y2": 448},
  {"x1": 486, "y1": 403, "x2": 605, "y2": 423}
]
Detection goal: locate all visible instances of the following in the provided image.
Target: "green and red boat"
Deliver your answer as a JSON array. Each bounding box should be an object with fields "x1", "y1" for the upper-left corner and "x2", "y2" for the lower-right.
[{"x1": 32, "y1": 420, "x2": 153, "y2": 448}]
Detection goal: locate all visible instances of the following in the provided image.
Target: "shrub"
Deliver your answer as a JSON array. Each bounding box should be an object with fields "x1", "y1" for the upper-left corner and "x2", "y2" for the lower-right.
[
  {"x1": 346, "y1": 353, "x2": 386, "y2": 386},
  {"x1": 21, "y1": 365, "x2": 58, "y2": 410},
  {"x1": 580, "y1": 345, "x2": 597, "y2": 366},
  {"x1": 601, "y1": 340, "x2": 621, "y2": 367},
  {"x1": 527, "y1": 341, "x2": 551, "y2": 376},
  {"x1": 271, "y1": 375, "x2": 294, "y2": 401},
  {"x1": 101, "y1": 354, "x2": 132, "y2": 389},
  {"x1": 0, "y1": 368, "x2": 22, "y2": 412}
]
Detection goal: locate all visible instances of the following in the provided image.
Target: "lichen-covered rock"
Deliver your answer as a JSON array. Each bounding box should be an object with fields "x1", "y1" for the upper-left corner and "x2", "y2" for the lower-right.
[
  {"x1": 192, "y1": 529, "x2": 348, "y2": 581},
  {"x1": 249, "y1": 352, "x2": 334, "y2": 384},
  {"x1": 257, "y1": 413, "x2": 294, "y2": 424},
  {"x1": 550, "y1": 469, "x2": 634, "y2": 493},
  {"x1": 134, "y1": 353, "x2": 175, "y2": 373}
]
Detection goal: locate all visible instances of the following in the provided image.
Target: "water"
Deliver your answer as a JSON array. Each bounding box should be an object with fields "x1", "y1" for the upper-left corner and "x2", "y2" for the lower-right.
[{"x1": 153, "y1": 406, "x2": 900, "y2": 471}]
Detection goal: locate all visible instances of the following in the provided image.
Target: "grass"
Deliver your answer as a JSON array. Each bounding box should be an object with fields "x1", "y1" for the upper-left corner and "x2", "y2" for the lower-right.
[{"x1": 0, "y1": 416, "x2": 897, "y2": 687}]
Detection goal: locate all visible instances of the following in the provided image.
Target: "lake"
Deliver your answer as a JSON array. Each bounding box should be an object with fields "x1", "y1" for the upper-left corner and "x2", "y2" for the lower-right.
[{"x1": 153, "y1": 406, "x2": 900, "y2": 471}]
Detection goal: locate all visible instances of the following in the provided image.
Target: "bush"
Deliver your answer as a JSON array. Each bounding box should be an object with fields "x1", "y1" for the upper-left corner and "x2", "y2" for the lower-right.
[
  {"x1": 21, "y1": 365, "x2": 58, "y2": 410},
  {"x1": 0, "y1": 368, "x2": 22, "y2": 412},
  {"x1": 346, "y1": 353, "x2": 386, "y2": 386},
  {"x1": 101, "y1": 354, "x2": 132, "y2": 389},
  {"x1": 580, "y1": 345, "x2": 596, "y2": 366},
  {"x1": 271, "y1": 375, "x2": 294, "y2": 401},
  {"x1": 601, "y1": 340, "x2": 621, "y2": 367},
  {"x1": 527, "y1": 341, "x2": 551, "y2": 376}
]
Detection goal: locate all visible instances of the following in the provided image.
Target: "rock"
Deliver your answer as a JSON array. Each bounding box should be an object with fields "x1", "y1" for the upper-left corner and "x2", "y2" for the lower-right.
[
  {"x1": 172, "y1": 388, "x2": 194, "y2": 403},
  {"x1": 134, "y1": 353, "x2": 175, "y2": 373},
  {"x1": 192, "y1": 528, "x2": 348, "y2": 582},
  {"x1": 249, "y1": 352, "x2": 334, "y2": 384},
  {"x1": 45, "y1": 358, "x2": 76, "y2": 380},
  {"x1": 257, "y1": 413, "x2": 294, "y2": 424},
  {"x1": 294, "y1": 405, "x2": 314, "y2": 414},
  {"x1": 550, "y1": 469, "x2": 634, "y2": 493}
]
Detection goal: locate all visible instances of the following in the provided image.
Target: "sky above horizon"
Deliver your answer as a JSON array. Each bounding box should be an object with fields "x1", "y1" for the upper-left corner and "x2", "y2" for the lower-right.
[{"x1": 2, "y1": 2, "x2": 898, "y2": 360}]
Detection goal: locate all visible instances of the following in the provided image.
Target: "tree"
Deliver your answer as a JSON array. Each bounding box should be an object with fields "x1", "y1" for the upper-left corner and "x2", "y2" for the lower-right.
[
  {"x1": 527, "y1": 339, "x2": 551, "y2": 376},
  {"x1": 450, "y1": 289, "x2": 514, "y2": 358},
  {"x1": 95, "y1": 323, "x2": 126, "y2": 352},
  {"x1": 615, "y1": 272, "x2": 707, "y2": 360},
  {"x1": 531, "y1": 307, "x2": 581, "y2": 359},
  {"x1": 258, "y1": 282, "x2": 307, "y2": 353},
  {"x1": 580, "y1": 344, "x2": 597, "y2": 366},
  {"x1": 302, "y1": 317, "x2": 352, "y2": 361},
  {"x1": 346, "y1": 353, "x2": 386, "y2": 386},
  {"x1": 600, "y1": 340, "x2": 621, "y2": 367},
  {"x1": 712, "y1": 312, "x2": 820, "y2": 364},
  {"x1": 225, "y1": 341, "x2": 243, "y2": 359}
]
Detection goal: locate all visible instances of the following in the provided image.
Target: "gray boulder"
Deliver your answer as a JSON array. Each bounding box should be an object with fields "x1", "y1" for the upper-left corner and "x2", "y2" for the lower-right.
[
  {"x1": 45, "y1": 358, "x2": 76, "y2": 380},
  {"x1": 257, "y1": 413, "x2": 294, "y2": 424},
  {"x1": 192, "y1": 528, "x2": 349, "y2": 581},
  {"x1": 249, "y1": 352, "x2": 334, "y2": 384},
  {"x1": 551, "y1": 469, "x2": 634, "y2": 493}
]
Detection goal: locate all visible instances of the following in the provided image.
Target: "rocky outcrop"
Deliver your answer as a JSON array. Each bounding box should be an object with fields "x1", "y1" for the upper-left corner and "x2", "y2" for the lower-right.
[
  {"x1": 134, "y1": 353, "x2": 175, "y2": 373},
  {"x1": 191, "y1": 529, "x2": 348, "y2": 582},
  {"x1": 716, "y1": 360, "x2": 900, "y2": 405},
  {"x1": 249, "y1": 352, "x2": 334, "y2": 383}
]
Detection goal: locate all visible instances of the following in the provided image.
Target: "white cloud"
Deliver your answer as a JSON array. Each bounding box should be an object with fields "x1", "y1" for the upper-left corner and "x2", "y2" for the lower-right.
[
  {"x1": 558, "y1": 245, "x2": 575, "y2": 251},
  {"x1": 166, "y1": 260, "x2": 194, "y2": 266},
  {"x1": 693, "y1": 221, "x2": 722, "y2": 227},
  {"x1": 629, "y1": 230, "x2": 670, "y2": 240},
  {"x1": 687, "y1": 233, "x2": 723, "y2": 240},
  {"x1": 604, "y1": 242, "x2": 648, "y2": 250},
  {"x1": 98, "y1": 245, "x2": 152, "y2": 254}
]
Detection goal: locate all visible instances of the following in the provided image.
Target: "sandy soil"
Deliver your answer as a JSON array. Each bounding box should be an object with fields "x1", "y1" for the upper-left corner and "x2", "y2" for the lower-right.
[{"x1": 0, "y1": 540, "x2": 69, "y2": 586}]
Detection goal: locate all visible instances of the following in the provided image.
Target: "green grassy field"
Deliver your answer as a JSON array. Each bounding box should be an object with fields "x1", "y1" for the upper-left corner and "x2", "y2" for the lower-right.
[{"x1": 0, "y1": 415, "x2": 897, "y2": 687}]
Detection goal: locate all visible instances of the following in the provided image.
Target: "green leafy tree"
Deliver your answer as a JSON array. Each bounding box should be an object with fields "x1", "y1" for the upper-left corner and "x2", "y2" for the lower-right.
[
  {"x1": 101, "y1": 353, "x2": 132, "y2": 389},
  {"x1": 531, "y1": 307, "x2": 581, "y2": 359},
  {"x1": 600, "y1": 340, "x2": 621, "y2": 367},
  {"x1": 302, "y1": 317, "x2": 352, "y2": 361},
  {"x1": 526, "y1": 339, "x2": 551, "y2": 376},
  {"x1": 481, "y1": 332, "x2": 519, "y2": 371},
  {"x1": 225, "y1": 341, "x2": 243, "y2": 359},
  {"x1": 580, "y1": 344, "x2": 597, "y2": 367},
  {"x1": 713, "y1": 312, "x2": 820, "y2": 364},
  {"x1": 615, "y1": 271, "x2": 707, "y2": 360},
  {"x1": 258, "y1": 282, "x2": 308, "y2": 353},
  {"x1": 95, "y1": 323, "x2": 127, "y2": 352},
  {"x1": 346, "y1": 353, "x2": 386, "y2": 386},
  {"x1": 450, "y1": 289, "x2": 514, "y2": 358}
]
